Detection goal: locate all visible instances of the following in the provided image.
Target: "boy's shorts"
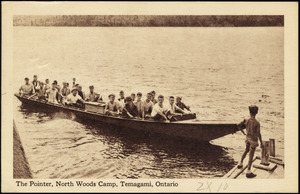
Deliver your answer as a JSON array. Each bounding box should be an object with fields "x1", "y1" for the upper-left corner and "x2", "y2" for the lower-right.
[{"x1": 245, "y1": 139, "x2": 259, "y2": 148}]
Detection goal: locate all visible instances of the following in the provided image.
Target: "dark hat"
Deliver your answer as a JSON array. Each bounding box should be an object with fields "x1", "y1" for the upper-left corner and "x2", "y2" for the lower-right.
[
  {"x1": 249, "y1": 105, "x2": 259, "y2": 115},
  {"x1": 125, "y1": 96, "x2": 132, "y2": 102},
  {"x1": 24, "y1": 77, "x2": 29, "y2": 80},
  {"x1": 137, "y1": 92, "x2": 142, "y2": 96},
  {"x1": 89, "y1": 85, "x2": 94, "y2": 88},
  {"x1": 120, "y1": 90, "x2": 124, "y2": 94},
  {"x1": 131, "y1": 93, "x2": 136, "y2": 96},
  {"x1": 108, "y1": 94, "x2": 116, "y2": 98},
  {"x1": 158, "y1": 94, "x2": 164, "y2": 98},
  {"x1": 176, "y1": 96, "x2": 182, "y2": 100},
  {"x1": 33, "y1": 75, "x2": 37, "y2": 77},
  {"x1": 151, "y1": 90, "x2": 156, "y2": 94},
  {"x1": 53, "y1": 80, "x2": 58, "y2": 84}
]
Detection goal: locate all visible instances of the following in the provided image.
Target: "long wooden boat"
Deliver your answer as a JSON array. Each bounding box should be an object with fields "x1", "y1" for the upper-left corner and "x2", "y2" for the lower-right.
[{"x1": 15, "y1": 94, "x2": 240, "y2": 142}]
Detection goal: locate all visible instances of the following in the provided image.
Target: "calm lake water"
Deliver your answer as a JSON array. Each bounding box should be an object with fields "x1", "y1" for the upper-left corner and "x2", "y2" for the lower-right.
[{"x1": 13, "y1": 27, "x2": 284, "y2": 178}]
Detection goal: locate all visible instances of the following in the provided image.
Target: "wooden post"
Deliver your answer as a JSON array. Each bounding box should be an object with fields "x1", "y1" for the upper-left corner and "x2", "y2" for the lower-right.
[
  {"x1": 261, "y1": 141, "x2": 270, "y2": 165},
  {"x1": 269, "y1": 138, "x2": 275, "y2": 157}
]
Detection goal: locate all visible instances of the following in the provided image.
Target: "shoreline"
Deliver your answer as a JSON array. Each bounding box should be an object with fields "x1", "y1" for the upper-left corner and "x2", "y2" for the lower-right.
[{"x1": 13, "y1": 120, "x2": 32, "y2": 179}]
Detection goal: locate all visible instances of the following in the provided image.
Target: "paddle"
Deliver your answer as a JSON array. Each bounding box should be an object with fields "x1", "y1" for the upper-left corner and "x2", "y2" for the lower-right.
[{"x1": 27, "y1": 93, "x2": 37, "y2": 99}]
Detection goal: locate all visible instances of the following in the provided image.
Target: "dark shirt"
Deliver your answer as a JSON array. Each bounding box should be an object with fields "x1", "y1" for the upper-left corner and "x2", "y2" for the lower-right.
[
  {"x1": 32, "y1": 80, "x2": 39, "y2": 92},
  {"x1": 122, "y1": 104, "x2": 138, "y2": 118},
  {"x1": 78, "y1": 91, "x2": 84, "y2": 99},
  {"x1": 176, "y1": 102, "x2": 190, "y2": 111}
]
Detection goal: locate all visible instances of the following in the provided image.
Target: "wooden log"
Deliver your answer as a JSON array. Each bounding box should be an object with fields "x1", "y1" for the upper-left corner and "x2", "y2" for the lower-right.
[
  {"x1": 261, "y1": 141, "x2": 270, "y2": 165},
  {"x1": 253, "y1": 162, "x2": 277, "y2": 171},
  {"x1": 269, "y1": 138, "x2": 275, "y2": 157},
  {"x1": 256, "y1": 156, "x2": 284, "y2": 166}
]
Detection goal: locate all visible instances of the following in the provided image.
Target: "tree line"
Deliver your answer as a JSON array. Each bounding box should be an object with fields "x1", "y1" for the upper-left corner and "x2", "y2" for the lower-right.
[{"x1": 13, "y1": 15, "x2": 284, "y2": 27}]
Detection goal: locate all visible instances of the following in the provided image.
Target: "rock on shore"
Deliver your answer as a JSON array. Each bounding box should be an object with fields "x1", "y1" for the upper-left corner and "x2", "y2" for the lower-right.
[{"x1": 13, "y1": 121, "x2": 32, "y2": 179}]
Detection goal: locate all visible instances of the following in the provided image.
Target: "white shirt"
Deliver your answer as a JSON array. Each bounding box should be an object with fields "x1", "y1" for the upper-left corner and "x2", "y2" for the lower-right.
[
  {"x1": 46, "y1": 88, "x2": 58, "y2": 104},
  {"x1": 151, "y1": 103, "x2": 170, "y2": 117},
  {"x1": 167, "y1": 103, "x2": 181, "y2": 114},
  {"x1": 67, "y1": 93, "x2": 83, "y2": 104}
]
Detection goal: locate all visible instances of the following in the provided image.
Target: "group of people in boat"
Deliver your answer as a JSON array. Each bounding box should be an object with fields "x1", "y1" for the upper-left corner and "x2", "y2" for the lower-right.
[{"x1": 19, "y1": 75, "x2": 192, "y2": 121}]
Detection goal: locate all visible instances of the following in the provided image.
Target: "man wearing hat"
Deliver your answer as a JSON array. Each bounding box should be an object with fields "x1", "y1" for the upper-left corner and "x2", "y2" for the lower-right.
[
  {"x1": 19, "y1": 77, "x2": 34, "y2": 97},
  {"x1": 86, "y1": 85, "x2": 102, "y2": 102},
  {"x1": 65, "y1": 87, "x2": 85, "y2": 108},
  {"x1": 237, "y1": 105, "x2": 263, "y2": 178},
  {"x1": 175, "y1": 96, "x2": 191, "y2": 112},
  {"x1": 122, "y1": 96, "x2": 138, "y2": 118}
]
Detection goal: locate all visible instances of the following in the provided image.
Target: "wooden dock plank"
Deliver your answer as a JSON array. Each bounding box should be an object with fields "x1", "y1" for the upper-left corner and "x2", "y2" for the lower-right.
[{"x1": 224, "y1": 156, "x2": 284, "y2": 179}]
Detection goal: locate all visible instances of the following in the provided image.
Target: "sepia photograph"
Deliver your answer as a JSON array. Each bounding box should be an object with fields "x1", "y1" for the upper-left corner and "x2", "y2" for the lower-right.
[{"x1": 2, "y1": 1, "x2": 298, "y2": 193}]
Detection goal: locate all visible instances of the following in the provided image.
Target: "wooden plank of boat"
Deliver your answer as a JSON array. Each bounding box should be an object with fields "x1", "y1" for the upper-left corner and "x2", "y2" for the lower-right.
[{"x1": 14, "y1": 94, "x2": 240, "y2": 142}]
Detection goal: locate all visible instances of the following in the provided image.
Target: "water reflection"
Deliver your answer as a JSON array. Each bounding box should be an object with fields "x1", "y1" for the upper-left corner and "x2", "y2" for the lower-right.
[{"x1": 17, "y1": 103, "x2": 235, "y2": 178}]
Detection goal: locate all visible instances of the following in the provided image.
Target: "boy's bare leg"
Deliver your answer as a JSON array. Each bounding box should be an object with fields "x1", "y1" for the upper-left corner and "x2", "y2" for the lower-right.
[
  {"x1": 247, "y1": 147, "x2": 256, "y2": 172},
  {"x1": 238, "y1": 145, "x2": 250, "y2": 166}
]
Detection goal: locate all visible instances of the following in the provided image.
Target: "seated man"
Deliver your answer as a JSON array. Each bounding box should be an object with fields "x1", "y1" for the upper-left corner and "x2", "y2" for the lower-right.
[
  {"x1": 37, "y1": 82, "x2": 47, "y2": 101},
  {"x1": 45, "y1": 79, "x2": 51, "y2": 90},
  {"x1": 19, "y1": 77, "x2": 34, "y2": 97},
  {"x1": 175, "y1": 96, "x2": 191, "y2": 112},
  {"x1": 150, "y1": 90, "x2": 158, "y2": 104},
  {"x1": 61, "y1": 82, "x2": 70, "y2": 104},
  {"x1": 135, "y1": 92, "x2": 143, "y2": 118},
  {"x1": 105, "y1": 94, "x2": 122, "y2": 115},
  {"x1": 151, "y1": 95, "x2": 170, "y2": 122},
  {"x1": 118, "y1": 90, "x2": 125, "y2": 105},
  {"x1": 32, "y1": 75, "x2": 40, "y2": 93},
  {"x1": 122, "y1": 96, "x2": 138, "y2": 118},
  {"x1": 168, "y1": 96, "x2": 185, "y2": 115},
  {"x1": 53, "y1": 80, "x2": 61, "y2": 92},
  {"x1": 76, "y1": 85, "x2": 85, "y2": 100},
  {"x1": 46, "y1": 82, "x2": 59, "y2": 104},
  {"x1": 142, "y1": 92, "x2": 154, "y2": 119},
  {"x1": 131, "y1": 93, "x2": 136, "y2": 102},
  {"x1": 65, "y1": 87, "x2": 85, "y2": 108},
  {"x1": 86, "y1": 85, "x2": 103, "y2": 102},
  {"x1": 167, "y1": 96, "x2": 185, "y2": 121}
]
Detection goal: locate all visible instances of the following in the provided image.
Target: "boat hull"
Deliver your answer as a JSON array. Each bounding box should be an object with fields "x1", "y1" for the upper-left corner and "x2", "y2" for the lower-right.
[{"x1": 15, "y1": 94, "x2": 239, "y2": 142}]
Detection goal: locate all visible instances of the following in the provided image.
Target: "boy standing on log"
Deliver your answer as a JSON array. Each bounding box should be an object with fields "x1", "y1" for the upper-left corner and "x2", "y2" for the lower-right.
[{"x1": 237, "y1": 105, "x2": 263, "y2": 178}]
